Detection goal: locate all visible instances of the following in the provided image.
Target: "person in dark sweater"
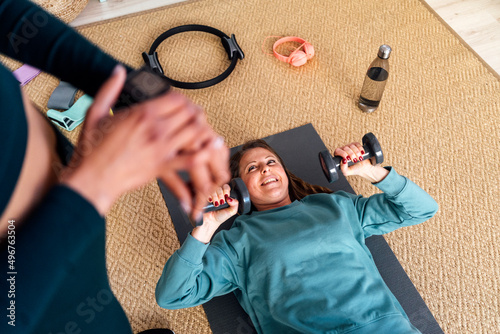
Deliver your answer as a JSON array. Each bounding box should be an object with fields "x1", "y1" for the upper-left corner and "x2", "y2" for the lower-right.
[
  {"x1": 0, "y1": 0, "x2": 229, "y2": 332},
  {"x1": 156, "y1": 139, "x2": 439, "y2": 334}
]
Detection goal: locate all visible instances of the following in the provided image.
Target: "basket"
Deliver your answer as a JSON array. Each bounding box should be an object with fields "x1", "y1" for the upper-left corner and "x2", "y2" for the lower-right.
[{"x1": 32, "y1": 0, "x2": 89, "y2": 23}]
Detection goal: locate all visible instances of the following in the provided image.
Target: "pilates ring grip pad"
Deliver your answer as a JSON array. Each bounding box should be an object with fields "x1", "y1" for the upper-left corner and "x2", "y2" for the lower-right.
[{"x1": 142, "y1": 25, "x2": 245, "y2": 89}]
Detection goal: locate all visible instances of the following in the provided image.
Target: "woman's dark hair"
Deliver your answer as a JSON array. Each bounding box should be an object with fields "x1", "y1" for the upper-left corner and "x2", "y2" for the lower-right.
[{"x1": 229, "y1": 139, "x2": 332, "y2": 202}]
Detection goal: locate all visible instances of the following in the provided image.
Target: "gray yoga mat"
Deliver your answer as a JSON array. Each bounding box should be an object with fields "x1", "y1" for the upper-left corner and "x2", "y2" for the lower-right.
[{"x1": 158, "y1": 123, "x2": 443, "y2": 334}]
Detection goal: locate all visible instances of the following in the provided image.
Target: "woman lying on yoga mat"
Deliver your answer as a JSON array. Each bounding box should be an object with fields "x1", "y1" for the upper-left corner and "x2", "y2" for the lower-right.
[{"x1": 156, "y1": 139, "x2": 438, "y2": 334}]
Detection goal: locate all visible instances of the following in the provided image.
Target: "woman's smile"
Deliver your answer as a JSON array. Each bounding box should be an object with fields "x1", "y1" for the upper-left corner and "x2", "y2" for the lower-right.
[{"x1": 261, "y1": 176, "x2": 279, "y2": 186}]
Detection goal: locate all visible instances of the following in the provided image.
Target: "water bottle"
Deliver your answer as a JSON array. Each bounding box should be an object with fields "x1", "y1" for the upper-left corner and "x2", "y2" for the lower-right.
[{"x1": 358, "y1": 45, "x2": 391, "y2": 113}]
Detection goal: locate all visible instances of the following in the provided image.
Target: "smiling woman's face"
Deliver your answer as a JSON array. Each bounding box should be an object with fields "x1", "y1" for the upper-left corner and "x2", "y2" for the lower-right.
[{"x1": 238, "y1": 147, "x2": 292, "y2": 211}]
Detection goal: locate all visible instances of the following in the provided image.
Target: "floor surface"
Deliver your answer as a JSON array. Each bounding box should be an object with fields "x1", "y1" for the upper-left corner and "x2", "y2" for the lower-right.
[{"x1": 71, "y1": 0, "x2": 500, "y2": 78}]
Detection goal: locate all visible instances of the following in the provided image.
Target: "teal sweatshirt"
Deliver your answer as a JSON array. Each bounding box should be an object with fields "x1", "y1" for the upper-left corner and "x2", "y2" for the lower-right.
[{"x1": 156, "y1": 167, "x2": 439, "y2": 334}]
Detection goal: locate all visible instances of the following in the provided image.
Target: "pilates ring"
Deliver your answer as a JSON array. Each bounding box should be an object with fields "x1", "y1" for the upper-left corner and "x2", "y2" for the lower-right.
[{"x1": 142, "y1": 24, "x2": 245, "y2": 89}]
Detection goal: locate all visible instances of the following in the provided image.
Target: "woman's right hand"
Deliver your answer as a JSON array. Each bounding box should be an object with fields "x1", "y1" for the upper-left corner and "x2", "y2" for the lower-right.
[
  {"x1": 192, "y1": 184, "x2": 239, "y2": 244},
  {"x1": 335, "y1": 142, "x2": 388, "y2": 183}
]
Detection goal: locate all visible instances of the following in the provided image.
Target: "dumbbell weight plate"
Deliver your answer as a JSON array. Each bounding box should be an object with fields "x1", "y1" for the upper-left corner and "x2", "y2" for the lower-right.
[
  {"x1": 231, "y1": 178, "x2": 252, "y2": 215},
  {"x1": 362, "y1": 132, "x2": 384, "y2": 165},
  {"x1": 319, "y1": 150, "x2": 340, "y2": 183}
]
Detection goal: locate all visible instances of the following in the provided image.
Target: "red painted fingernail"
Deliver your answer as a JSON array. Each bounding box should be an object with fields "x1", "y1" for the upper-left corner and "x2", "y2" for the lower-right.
[
  {"x1": 227, "y1": 197, "x2": 233, "y2": 202},
  {"x1": 208, "y1": 197, "x2": 212, "y2": 202},
  {"x1": 225, "y1": 194, "x2": 229, "y2": 201},
  {"x1": 353, "y1": 158, "x2": 358, "y2": 163},
  {"x1": 342, "y1": 159, "x2": 347, "y2": 164},
  {"x1": 220, "y1": 199, "x2": 225, "y2": 205},
  {"x1": 361, "y1": 150, "x2": 365, "y2": 155},
  {"x1": 214, "y1": 201, "x2": 219, "y2": 207},
  {"x1": 359, "y1": 156, "x2": 363, "y2": 161},
  {"x1": 347, "y1": 156, "x2": 351, "y2": 161}
]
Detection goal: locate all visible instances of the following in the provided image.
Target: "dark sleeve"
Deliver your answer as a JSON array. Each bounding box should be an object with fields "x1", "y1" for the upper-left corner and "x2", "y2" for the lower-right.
[
  {"x1": 0, "y1": 0, "x2": 132, "y2": 96},
  {"x1": 0, "y1": 185, "x2": 131, "y2": 333}
]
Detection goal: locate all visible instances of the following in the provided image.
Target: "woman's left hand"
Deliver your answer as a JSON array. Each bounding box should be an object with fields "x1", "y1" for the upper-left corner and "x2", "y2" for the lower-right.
[{"x1": 334, "y1": 142, "x2": 388, "y2": 183}]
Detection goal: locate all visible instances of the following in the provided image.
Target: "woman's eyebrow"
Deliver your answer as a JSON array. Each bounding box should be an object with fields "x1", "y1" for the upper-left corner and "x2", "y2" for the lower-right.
[
  {"x1": 243, "y1": 156, "x2": 275, "y2": 169},
  {"x1": 243, "y1": 160, "x2": 257, "y2": 169}
]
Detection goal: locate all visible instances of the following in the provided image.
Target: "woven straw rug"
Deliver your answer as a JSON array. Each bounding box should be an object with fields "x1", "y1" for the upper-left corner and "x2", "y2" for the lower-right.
[{"x1": 3, "y1": 0, "x2": 499, "y2": 333}]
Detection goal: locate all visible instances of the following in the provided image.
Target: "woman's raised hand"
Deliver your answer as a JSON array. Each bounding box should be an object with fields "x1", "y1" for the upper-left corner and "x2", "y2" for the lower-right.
[
  {"x1": 334, "y1": 142, "x2": 388, "y2": 183},
  {"x1": 204, "y1": 184, "x2": 239, "y2": 225},
  {"x1": 192, "y1": 184, "x2": 239, "y2": 244}
]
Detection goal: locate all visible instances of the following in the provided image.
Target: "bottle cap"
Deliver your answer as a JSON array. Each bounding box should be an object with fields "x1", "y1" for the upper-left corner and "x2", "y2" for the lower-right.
[{"x1": 377, "y1": 45, "x2": 392, "y2": 59}]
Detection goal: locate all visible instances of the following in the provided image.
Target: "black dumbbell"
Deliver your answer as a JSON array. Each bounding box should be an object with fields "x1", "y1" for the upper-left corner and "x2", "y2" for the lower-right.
[
  {"x1": 203, "y1": 178, "x2": 252, "y2": 215},
  {"x1": 319, "y1": 132, "x2": 384, "y2": 183}
]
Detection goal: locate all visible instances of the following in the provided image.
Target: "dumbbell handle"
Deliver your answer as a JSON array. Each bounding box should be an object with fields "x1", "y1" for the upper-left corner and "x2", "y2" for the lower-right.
[
  {"x1": 333, "y1": 144, "x2": 374, "y2": 168},
  {"x1": 203, "y1": 192, "x2": 235, "y2": 213}
]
